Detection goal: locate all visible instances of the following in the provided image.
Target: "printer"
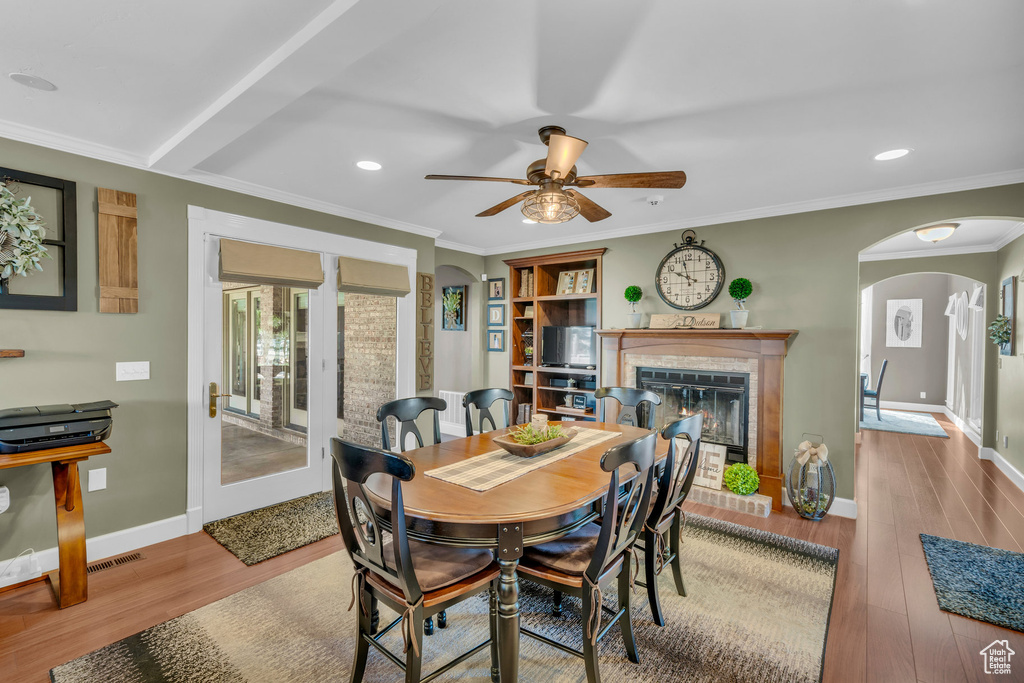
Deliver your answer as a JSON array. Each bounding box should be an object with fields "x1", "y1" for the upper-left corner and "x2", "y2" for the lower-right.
[{"x1": 0, "y1": 401, "x2": 117, "y2": 454}]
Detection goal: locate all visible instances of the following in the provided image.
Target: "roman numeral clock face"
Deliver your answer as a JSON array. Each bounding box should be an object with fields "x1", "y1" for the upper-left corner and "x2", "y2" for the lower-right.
[{"x1": 655, "y1": 243, "x2": 725, "y2": 310}]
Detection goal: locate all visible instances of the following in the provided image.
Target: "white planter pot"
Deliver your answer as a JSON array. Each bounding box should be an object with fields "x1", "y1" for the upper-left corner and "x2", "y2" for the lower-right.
[
  {"x1": 626, "y1": 312, "x2": 643, "y2": 329},
  {"x1": 730, "y1": 309, "x2": 749, "y2": 329}
]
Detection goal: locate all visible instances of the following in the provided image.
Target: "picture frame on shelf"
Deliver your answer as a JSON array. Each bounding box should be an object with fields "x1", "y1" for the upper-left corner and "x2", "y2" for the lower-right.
[
  {"x1": 556, "y1": 270, "x2": 576, "y2": 295},
  {"x1": 487, "y1": 303, "x2": 505, "y2": 326},
  {"x1": 573, "y1": 268, "x2": 595, "y2": 294},
  {"x1": 572, "y1": 394, "x2": 587, "y2": 410},
  {"x1": 487, "y1": 329, "x2": 505, "y2": 352},
  {"x1": 488, "y1": 278, "x2": 505, "y2": 300}
]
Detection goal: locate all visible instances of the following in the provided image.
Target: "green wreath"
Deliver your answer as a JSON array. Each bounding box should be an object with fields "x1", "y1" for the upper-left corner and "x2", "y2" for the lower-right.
[{"x1": 0, "y1": 182, "x2": 49, "y2": 280}]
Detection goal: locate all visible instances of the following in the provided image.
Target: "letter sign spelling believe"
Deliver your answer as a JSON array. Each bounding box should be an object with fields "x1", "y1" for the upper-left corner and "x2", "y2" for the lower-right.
[{"x1": 417, "y1": 272, "x2": 434, "y2": 391}]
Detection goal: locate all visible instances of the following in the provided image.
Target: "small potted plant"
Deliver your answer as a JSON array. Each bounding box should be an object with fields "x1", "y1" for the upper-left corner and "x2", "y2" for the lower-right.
[
  {"x1": 624, "y1": 285, "x2": 643, "y2": 329},
  {"x1": 728, "y1": 277, "x2": 753, "y2": 329}
]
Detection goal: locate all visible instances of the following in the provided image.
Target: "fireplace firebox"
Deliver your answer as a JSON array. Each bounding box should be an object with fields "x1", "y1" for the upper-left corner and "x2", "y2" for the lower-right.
[{"x1": 636, "y1": 366, "x2": 750, "y2": 463}]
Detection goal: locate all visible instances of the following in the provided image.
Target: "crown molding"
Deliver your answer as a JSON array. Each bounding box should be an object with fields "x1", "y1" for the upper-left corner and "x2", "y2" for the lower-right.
[
  {"x1": 434, "y1": 239, "x2": 486, "y2": 255},
  {"x1": 0, "y1": 118, "x2": 150, "y2": 168},
  {"x1": 992, "y1": 221, "x2": 1024, "y2": 251}
]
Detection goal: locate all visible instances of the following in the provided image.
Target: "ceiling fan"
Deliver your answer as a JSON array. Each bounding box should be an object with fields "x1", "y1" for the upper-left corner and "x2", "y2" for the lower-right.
[{"x1": 425, "y1": 126, "x2": 687, "y2": 224}]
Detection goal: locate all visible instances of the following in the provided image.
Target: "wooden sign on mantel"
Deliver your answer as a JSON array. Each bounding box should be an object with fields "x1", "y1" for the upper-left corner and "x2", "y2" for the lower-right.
[
  {"x1": 97, "y1": 188, "x2": 138, "y2": 313},
  {"x1": 649, "y1": 313, "x2": 720, "y2": 329}
]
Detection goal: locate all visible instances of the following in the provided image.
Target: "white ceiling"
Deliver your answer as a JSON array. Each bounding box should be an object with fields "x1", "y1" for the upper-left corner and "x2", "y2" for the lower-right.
[
  {"x1": 859, "y1": 219, "x2": 1024, "y2": 261},
  {"x1": 3, "y1": 0, "x2": 1024, "y2": 254}
]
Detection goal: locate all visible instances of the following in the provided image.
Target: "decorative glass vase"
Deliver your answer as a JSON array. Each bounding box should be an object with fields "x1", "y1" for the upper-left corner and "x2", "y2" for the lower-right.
[{"x1": 787, "y1": 449, "x2": 836, "y2": 521}]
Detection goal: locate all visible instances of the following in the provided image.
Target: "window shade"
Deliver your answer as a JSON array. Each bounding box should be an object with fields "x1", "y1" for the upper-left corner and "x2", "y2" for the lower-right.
[
  {"x1": 337, "y1": 256, "x2": 411, "y2": 297},
  {"x1": 219, "y1": 239, "x2": 324, "y2": 289}
]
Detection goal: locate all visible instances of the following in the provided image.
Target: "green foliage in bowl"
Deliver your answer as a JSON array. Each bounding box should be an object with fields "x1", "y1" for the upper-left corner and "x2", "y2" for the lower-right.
[
  {"x1": 508, "y1": 423, "x2": 567, "y2": 445},
  {"x1": 723, "y1": 463, "x2": 760, "y2": 496},
  {"x1": 624, "y1": 285, "x2": 643, "y2": 303}
]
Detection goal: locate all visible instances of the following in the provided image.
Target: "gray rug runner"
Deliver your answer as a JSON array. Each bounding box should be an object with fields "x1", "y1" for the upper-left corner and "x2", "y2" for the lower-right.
[
  {"x1": 203, "y1": 492, "x2": 338, "y2": 565},
  {"x1": 53, "y1": 514, "x2": 837, "y2": 682}
]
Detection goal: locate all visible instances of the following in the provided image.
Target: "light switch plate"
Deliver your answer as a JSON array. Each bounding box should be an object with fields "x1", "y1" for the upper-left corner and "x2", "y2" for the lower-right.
[
  {"x1": 919, "y1": 392, "x2": 926, "y2": 399},
  {"x1": 88, "y1": 468, "x2": 107, "y2": 492},
  {"x1": 116, "y1": 361, "x2": 150, "y2": 381}
]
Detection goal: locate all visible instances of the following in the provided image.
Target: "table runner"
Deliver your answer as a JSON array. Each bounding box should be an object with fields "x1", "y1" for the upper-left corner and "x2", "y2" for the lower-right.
[{"x1": 424, "y1": 427, "x2": 621, "y2": 492}]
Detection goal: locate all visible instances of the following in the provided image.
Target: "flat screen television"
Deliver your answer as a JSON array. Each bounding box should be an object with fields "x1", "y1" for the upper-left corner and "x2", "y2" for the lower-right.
[{"x1": 541, "y1": 326, "x2": 597, "y2": 368}]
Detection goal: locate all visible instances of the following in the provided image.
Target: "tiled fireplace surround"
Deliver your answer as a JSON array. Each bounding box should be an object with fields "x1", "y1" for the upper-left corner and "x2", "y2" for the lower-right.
[{"x1": 597, "y1": 328, "x2": 798, "y2": 515}]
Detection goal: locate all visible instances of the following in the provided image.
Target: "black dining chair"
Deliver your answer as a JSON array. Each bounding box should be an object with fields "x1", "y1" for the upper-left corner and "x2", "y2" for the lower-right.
[
  {"x1": 375, "y1": 396, "x2": 448, "y2": 634},
  {"x1": 463, "y1": 388, "x2": 514, "y2": 437},
  {"x1": 377, "y1": 397, "x2": 446, "y2": 452},
  {"x1": 862, "y1": 359, "x2": 888, "y2": 421},
  {"x1": 636, "y1": 413, "x2": 702, "y2": 626},
  {"x1": 330, "y1": 438, "x2": 499, "y2": 683},
  {"x1": 594, "y1": 387, "x2": 662, "y2": 429},
  {"x1": 517, "y1": 432, "x2": 657, "y2": 683}
]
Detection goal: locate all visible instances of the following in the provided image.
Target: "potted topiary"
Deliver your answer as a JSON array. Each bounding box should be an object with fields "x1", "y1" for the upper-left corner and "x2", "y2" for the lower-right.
[
  {"x1": 728, "y1": 277, "x2": 753, "y2": 329},
  {"x1": 624, "y1": 285, "x2": 643, "y2": 329},
  {"x1": 723, "y1": 462, "x2": 759, "y2": 495}
]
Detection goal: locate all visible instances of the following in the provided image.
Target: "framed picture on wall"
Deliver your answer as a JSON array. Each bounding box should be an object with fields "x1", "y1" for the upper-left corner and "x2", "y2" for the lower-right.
[
  {"x1": 1001, "y1": 276, "x2": 1017, "y2": 356},
  {"x1": 488, "y1": 278, "x2": 505, "y2": 300},
  {"x1": 487, "y1": 329, "x2": 505, "y2": 352},
  {"x1": 441, "y1": 285, "x2": 466, "y2": 331},
  {"x1": 487, "y1": 303, "x2": 505, "y2": 326},
  {"x1": 885, "y1": 298, "x2": 923, "y2": 348}
]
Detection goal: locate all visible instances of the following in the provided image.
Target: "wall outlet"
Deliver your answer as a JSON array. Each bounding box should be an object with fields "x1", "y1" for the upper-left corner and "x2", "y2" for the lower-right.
[
  {"x1": 88, "y1": 468, "x2": 107, "y2": 492},
  {"x1": 0, "y1": 486, "x2": 9, "y2": 514},
  {"x1": 116, "y1": 361, "x2": 150, "y2": 381},
  {"x1": 920, "y1": 392, "x2": 927, "y2": 399}
]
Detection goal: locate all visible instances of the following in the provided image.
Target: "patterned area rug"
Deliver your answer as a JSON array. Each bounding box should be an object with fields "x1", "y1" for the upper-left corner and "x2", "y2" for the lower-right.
[
  {"x1": 52, "y1": 514, "x2": 838, "y2": 683},
  {"x1": 203, "y1": 492, "x2": 339, "y2": 565},
  {"x1": 859, "y1": 409, "x2": 949, "y2": 438},
  {"x1": 921, "y1": 533, "x2": 1024, "y2": 633}
]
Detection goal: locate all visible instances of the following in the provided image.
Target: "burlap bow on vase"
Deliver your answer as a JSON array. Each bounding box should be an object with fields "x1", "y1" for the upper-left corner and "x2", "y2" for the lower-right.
[{"x1": 794, "y1": 440, "x2": 829, "y2": 466}]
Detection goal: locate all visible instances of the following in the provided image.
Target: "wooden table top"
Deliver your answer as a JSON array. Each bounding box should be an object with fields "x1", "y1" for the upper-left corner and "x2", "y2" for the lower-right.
[{"x1": 365, "y1": 422, "x2": 663, "y2": 525}]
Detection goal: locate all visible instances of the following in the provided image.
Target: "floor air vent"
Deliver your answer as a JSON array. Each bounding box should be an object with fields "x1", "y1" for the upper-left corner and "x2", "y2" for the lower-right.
[{"x1": 86, "y1": 551, "x2": 145, "y2": 575}]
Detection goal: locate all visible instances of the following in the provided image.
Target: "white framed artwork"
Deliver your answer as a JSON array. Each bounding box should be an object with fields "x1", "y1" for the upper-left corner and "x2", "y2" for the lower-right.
[
  {"x1": 886, "y1": 298, "x2": 923, "y2": 348},
  {"x1": 692, "y1": 442, "x2": 728, "y2": 490}
]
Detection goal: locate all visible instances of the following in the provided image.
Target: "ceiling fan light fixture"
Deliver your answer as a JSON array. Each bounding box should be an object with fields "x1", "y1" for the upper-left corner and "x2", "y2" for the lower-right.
[
  {"x1": 520, "y1": 185, "x2": 580, "y2": 224},
  {"x1": 915, "y1": 223, "x2": 959, "y2": 243}
]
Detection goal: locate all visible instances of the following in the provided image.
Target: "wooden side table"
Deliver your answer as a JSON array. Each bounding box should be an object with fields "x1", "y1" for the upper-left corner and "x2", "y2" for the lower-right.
[{"x1": 0, "y1": 441, "x2": 110, "y2": 608}]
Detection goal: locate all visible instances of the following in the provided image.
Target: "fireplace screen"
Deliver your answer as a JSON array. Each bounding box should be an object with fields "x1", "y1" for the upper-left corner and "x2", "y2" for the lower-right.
[{"x1": 636, "y1": 367, "x2": 749, "y2": 462}]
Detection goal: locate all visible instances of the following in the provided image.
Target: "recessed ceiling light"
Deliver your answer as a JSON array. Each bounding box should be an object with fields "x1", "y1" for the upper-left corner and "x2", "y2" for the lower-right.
[
  {"x1": 522, "y1": 219, "x2": 537, "y2": 224},
  {"x1": 9, "y1": 73, "x2": 57, "y2": 91},
  {"x1": 915, "y1": 223, "x2": 959, "y2": 243},
  {"x1": 874, "y1": 148, "x2": 911, "y2": 161},
  {"x1": 356, "y1": 160, "x2": 381, "y2": 171}
]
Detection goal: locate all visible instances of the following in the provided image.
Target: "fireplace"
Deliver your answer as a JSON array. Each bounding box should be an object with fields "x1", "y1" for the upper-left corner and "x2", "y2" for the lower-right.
[{"x1": 636, "y1": 367, "x2": 750, "y2": 463}]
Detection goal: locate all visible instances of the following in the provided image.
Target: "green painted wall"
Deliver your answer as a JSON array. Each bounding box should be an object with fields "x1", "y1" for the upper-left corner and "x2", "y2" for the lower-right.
[
  {"x1": 0, "y1": 137, "x2": 435, "y2": 561},
  {"x1": 995, "y1": 232, "x2": 1024, "y2": 473},
  {"x1": 485, "y1": 184, "x2": 1024, "y2": 500}
]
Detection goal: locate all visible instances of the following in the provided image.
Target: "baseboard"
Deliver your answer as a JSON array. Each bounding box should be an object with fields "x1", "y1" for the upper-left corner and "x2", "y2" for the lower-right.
[
  {"x1": 781, "y1": 490, "x2": 858, "y2": 519},
  {"x1": 942, "y1": 407, "x2": 982, "y2": 446},
  {"x1": 439, "y1": 420, "x2": 466, "y2": 437},
  {"x1": 0, "y1": 514, "x2": 188, "y2": 590},
  {"x1": 979, "y1": 447, "x2": 1024, "y2": 495},
  {"x1": 879, "y1": 400, "x2": 947, "y2": 412},
  {"x1": 186, "y1": 506, "x2": 204, "y2": 534}
]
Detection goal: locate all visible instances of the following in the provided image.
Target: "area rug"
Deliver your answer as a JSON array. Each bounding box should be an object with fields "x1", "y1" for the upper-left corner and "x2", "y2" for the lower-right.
[
  {"x1": 921, "y1": 533, "x2": 1024, "y2": 633},
  {"x1": 203, "y1": 492, "x2": 338, "y2": 565},
  {"x1": 859, "y1": 409, "x2": 949, "y2": 438},
  {"x1": 51, "y1": 514, "x2": 837, "y2": 683}
]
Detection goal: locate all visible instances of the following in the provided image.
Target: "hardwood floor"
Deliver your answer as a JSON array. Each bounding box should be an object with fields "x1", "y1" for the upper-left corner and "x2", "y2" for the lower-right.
[{"x1": 1, "y1": 412, "x2": 1022, "y2": 682}]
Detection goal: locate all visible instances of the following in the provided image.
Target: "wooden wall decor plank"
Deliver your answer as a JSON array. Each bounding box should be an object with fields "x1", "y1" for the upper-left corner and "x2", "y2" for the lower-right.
[{"x1": 97, "y1": 188, "x2": 138, "y2": 314}]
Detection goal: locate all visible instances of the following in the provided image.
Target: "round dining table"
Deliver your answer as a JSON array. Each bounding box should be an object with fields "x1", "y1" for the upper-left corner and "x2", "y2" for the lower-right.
[{"x1": 364, "y1": 421, "x2": 663, "y2": 683}]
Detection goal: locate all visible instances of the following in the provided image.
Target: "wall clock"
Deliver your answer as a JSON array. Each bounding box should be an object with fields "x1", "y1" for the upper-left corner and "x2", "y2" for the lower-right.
[{"x1": 655, "y1": 230, "x2": 725, "y2": 310}]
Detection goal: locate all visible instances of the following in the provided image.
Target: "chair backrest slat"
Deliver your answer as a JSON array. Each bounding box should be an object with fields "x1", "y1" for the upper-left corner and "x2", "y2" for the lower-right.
[
  {"x1": 875, "y1": 359, "x2": 889, "y2": 395},
  {"x1": 463, "y1": 388, "x2": 514, "y2": 437},
  {"x1": 376, "y1": 397, "x2": 446, "y2": 452},
  {"x1": 594, "y1": 387, "x2": 662, "y2": 430},
  {"x1": 649, "y1": 414, "x2": 703, "y2": 526},
  {"x1": 330, "y1": 438, "x2": 422, "y2": 603},
  {"x1": 587, "y1": 431, "x2": 657, "y2": 582}
]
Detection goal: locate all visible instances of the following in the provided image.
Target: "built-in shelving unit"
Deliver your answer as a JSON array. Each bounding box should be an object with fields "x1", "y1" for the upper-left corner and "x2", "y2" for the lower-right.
[{"x1": 504, "y1": 248, "x2": 605, "y2": 424}]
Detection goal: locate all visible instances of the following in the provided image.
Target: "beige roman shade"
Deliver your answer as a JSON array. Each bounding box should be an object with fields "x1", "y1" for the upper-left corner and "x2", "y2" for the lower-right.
[
  {"x1": 219, "y1": 239, "x2": 324, "y2": 289},
  {"x1": 337, "y1": 256, "x2": 411, "y2": 297}
]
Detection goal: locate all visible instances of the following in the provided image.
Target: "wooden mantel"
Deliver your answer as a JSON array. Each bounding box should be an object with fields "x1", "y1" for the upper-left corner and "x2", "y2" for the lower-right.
[{"x1": 596, "y1": 328, "x2": 798, "y2": 511}]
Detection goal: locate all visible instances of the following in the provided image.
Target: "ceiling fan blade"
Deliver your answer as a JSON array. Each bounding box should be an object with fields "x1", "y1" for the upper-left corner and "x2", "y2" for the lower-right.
[
  {"x1": 476, "y1": 191, "x2": 536, "y2": 217},
  {"x1": 425, "y1": 174, "x2": 532, "y2": 185},
  {"x1": 566, "y1": 190, "x2": 611, "y2": 222},
  {"x1": 544, "y1": 134, "x2": 588, "y2": 180},
  {"x1": 574, "y1": 171, "x2": 687, "y2": 189}
]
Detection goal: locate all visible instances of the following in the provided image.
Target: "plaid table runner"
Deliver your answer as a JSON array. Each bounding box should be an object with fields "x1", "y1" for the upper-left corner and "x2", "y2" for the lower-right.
[{"x1": 424, "y1": 427, "x2": 621, "y2": 492}]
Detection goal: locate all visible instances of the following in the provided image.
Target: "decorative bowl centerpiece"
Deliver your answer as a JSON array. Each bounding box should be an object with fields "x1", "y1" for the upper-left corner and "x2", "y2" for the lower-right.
[{"x1": 493, "y1": 422, "x2": 579, "y2": 458}]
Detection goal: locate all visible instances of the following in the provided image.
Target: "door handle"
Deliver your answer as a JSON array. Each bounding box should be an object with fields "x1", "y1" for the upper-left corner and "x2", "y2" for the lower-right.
[{"x1": 209, "y1": 382, "x2": 231, "y2": 418}]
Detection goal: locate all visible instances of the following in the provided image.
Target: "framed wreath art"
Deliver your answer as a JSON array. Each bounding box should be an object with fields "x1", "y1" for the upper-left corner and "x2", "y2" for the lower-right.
[{"x1": 0, "y1": 167, "x2": 77, "y2": 311}]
